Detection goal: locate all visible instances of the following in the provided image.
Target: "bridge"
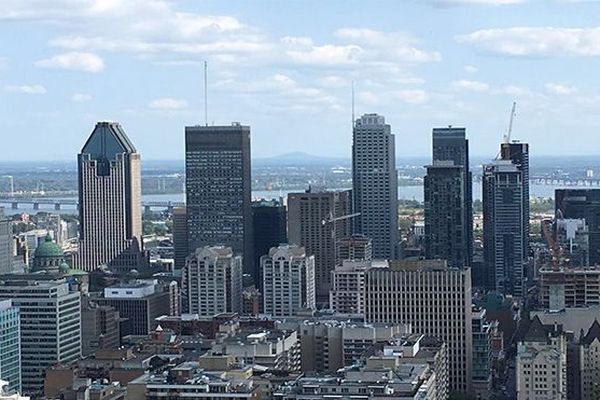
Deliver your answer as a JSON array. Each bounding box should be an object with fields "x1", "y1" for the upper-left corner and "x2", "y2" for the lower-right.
[{"x1": 0, "y1": 198, "x2": 185, "y2": 212}]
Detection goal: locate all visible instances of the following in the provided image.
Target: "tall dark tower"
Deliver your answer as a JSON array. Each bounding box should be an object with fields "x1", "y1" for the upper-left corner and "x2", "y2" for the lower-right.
[
  {"x1": 184, "y1": 123, "x2": 253, "y2": 276},
  {"x1": 424, "y1": 127, "x2": 473, "y2": 268},
  {"x1": 352, "y1": 113, "x2": 398, "y2": 259},
  {"x1": 500, "y1": 142, "x2": 529, "y2": 254},
  {"x1": 76, "y1": 122, "x2": 145, "y2": 271},
  {"x1": 252, "y1": 199, "x2": 287, "y2": 285}
]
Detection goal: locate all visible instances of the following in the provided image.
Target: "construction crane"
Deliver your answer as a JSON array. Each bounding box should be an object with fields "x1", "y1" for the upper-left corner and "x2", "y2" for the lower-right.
[
  {"x1": 322, "y1": 212, "x2": 360, "y2": 226},
  {"x1": 503, "y1": 101, "x2": 517, "y2": 144}
]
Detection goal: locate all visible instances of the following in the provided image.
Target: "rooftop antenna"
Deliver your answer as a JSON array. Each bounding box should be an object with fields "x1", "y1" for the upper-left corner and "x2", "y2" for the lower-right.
[
  {"x1": 204, "y1": 61, "x2": 208, "y2": 127},
  {"x1": 351, "y1": 81, "x2": 355, "y2": 129}
]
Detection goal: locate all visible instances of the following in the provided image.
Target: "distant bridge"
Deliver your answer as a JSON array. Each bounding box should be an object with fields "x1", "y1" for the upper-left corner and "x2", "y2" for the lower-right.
[
  {"x1": 470, "y1": 176, "x2": 600, "y2": 187},
  {"x1": 0, "y1": 198, "x2": 185, "y2": 211}
]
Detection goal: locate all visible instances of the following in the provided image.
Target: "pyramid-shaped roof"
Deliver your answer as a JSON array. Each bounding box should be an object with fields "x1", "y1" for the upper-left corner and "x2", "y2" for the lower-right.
[
  {"x1": 81, "y1": 121, "x2": 136, "y2": 159},
  {"x1": 581, "y1": 319, "x2": 600, "y2": 345}
]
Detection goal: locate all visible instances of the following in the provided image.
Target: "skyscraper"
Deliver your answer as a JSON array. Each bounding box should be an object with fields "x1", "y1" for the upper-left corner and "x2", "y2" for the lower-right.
[
  {"x1": 500, "y1": 142, "x2": 530, "y2": 255},
  {"x1": 0, "y1": 300, "x2": 20, "y2": 393},
  {"x1": 76, "y1": 122, "x2": 145, "y2": 272},
  {"x1": 555, "y1": 189, "x2": 600, "y2": 265},
  {"x1": 252, "y1": 199, "x2": 287, "y2": 284},
  {"x1": 424, "y1": 127, "x2": 472, "y2": 268},
  {"x1": 0, "y1": 213, "x2": 12, "y2": 274},
  {"x1": 483, "y1": 160, "x2": 525, "y2": 296},
  {"x1": 0, "y1": 280, "x2": 81, "y2": 397},
  {"x1": 288, "y1": 188, "x2": 351, "y2": 300},
  {"x1": 172, "y1": 206, "x2": 188, "y2": 271},
  {"x1": 185, "y1": 123, "x2": 253, "y2": 275},
  {"x1": 182, "y1": 246, "x2": 243, "y2": 316},
  {"x1": 365, "y1": 260, "x2": 473, "y2": 395},
  {"x1": 352, "y1": 113, "x2": 398, "y2": 259},
  {"x1": 262, "y1": 244, "x2": 316, "y2": 317}
]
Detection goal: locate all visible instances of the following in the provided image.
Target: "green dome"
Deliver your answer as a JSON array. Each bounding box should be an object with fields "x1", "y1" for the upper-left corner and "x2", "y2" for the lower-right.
[{"x1": 34, "y1": 235, "x2": 64, "y2": 258}]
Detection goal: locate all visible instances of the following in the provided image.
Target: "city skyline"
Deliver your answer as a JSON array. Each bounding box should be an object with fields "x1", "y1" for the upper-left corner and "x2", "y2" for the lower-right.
[{"x1": 3, "y1": 1, "x2": 600, "y2": 161}]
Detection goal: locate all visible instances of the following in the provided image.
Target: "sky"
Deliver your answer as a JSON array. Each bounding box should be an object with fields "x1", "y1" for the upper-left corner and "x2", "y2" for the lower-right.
[{"x1": 2, "y1": 0, "x2": 600, "y2": 161}]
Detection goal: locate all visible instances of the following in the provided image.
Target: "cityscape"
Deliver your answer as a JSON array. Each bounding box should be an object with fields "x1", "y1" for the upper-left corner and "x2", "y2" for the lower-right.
[{"x1": 2, "y1": 2, "x2": 600, "y2": 400}]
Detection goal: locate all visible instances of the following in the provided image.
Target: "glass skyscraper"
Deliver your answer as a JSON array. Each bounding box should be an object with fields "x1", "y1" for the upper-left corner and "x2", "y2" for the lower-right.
[{"x1": 0, "y1": 300, "x2": 20, "y2": 393}]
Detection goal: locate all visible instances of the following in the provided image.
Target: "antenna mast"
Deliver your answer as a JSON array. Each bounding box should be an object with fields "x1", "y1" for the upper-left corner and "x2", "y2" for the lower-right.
[{"x1": 204, "y1": 61, "x2": 208, "y2": 127}]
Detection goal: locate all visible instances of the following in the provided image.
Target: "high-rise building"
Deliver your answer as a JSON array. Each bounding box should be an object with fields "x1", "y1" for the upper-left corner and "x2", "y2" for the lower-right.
[
  {"x1": 172, "y1": 206, "x2": 188, "y2": 271},
  {"x1": 95, "y1": 281, "x2": 170, "y2": 336},
  {"x1": 579, "y1": 320, "x2": 600, "y2": 400},
  {"x1": 76, "y1": 122, "x2": 145, "y2": 272},
  {"x1": 288, "y1": 189, "x2": 351, "y2": 300},
  {"x1": 365, "y1": 260, "x2": 473, "y2": 395},
  {"x1": 501, "y1": 142, "x2": 530, "y2": 254},
  {"x1": 262, "y1": 244, "x2": 316, "y2": 317},
  {"x1": 329, "y1": 260, "x2": 386, "y2": 315},
  {"x1": 185, "y1": 123, "x2": 253, "y2": 275},
  {"x1": 0, "y1": 300, "x2": 20, "y2": 393},
  {"x1": 0, "y1": 280, "x2": 81, "y2": 397},
  {"x1": 80, "y1": 297, "x2": 120, "y2": 357},
  {"x1": 538, "y1": 267, "x2": 600, "y2": 311},
  {"x1": 556, "y1": 189, "x2": 600, "y2": 265},
  {"x1": 352, "y1": 113, "x2": 398, "y2": 260},
  {"x1": 483, "y1": 160, "x2": 525, "y2": 296},
  {"x1": 516, "y1": 316, "x2": 567, "y2": 400},
  {"x1": 252, "y1": 199, "x2": 287, "y2": 284},
  {"x1": 425, "y1": 127, "x2": 472, "y2": 269},
  {"x1": 335, "y1": 234, "x2": 372, "y2": 266},
  {"x1": 0, "y1": 216, "x2": 12, "y2": 275},
  {"x1": 182, "y1": 246, "x2": 243, "y2": 316},
  {"x1": 471, "y1": 307, "x2": 494, "y2": 399}
]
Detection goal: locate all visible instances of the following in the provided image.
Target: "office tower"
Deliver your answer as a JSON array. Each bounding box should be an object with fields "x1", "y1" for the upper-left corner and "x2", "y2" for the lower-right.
[
  {"x1": 471, "y1": 307, "x2": 494, "y2": 399},
  {"x1": 80, "y1": 297, "x2": 120, "y2": 357},
  {"x1": 182, "y1": 246, "x2": 243, "y2": 316},
  {"x1": 0, "y1": 280, "x2": 81, "y2": 396},
  {"x1": 501, "y1": 142, "x2": 530, "y2": 254},
  {"x1": 252, "y1": 199, "x2": 287, "y2": 284},
  {"x1": 288, "y1": 188, "x2": 351, "y2": 300},
  {"x1": 95, "y1": 281, "x2": 170, "y2": 336},
  {"x1": 483, "y1": 160, "x2": 525, "y2": 296},
  {"x1": 172, "y1": 206, "x2": 188, "y2": 271},
  {"x1": 76, "y1": 122, "x2": 145, "y2": 272},
  {"x1": 262, "y1": 244, "x2": 315, "y2": 317},
  {"x1": 185, "y1": 123, "x2": 253, "y2": 275},
  {"x1": 352, "y1": 113, "x2": 398, "y2": 260},
  {"x1": 0, "y1": 216, "x2": 12, "y2": 275},
  {"x1": 0, "y1": 300, "x2": 20, "y2": 393},
  {"x1": 516, "y1": 317, "x2": 567, "y2": 400},
  {"x1": 335, "y1": 234, "x2": 372, "y2": 266},
  {"x1": 556, "y1": 189, "x2": 600, "y2": 265},
  {"x1": 365, "y1": 260, "x2": 473, "y2": 395},
  {"x1": 329, "y1": 260, "x2": 386, "y2": 315},
  {"x1": 425, "y1": 127, "x2": 472, "y2": 268}
]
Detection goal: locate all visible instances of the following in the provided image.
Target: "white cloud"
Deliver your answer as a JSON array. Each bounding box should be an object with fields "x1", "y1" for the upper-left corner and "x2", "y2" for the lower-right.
[
  {"x1": 457, "y1": 27, "x2": 600, "y2": 56},
  {"x1": 464, "y1": 65, "x2": 478, "y2": 73},
  {"x1": 395, "y1": 89, "x2": 429, "y2": 104},
  {"x1": 436, "y1": 0, "x2": 525, "y2": 5},
  {"x1": 71, "y1": 93, "x2": 92, "y2": 102},
  {"x1": 36, "y1": 52, "x2": 105, "y2": 72},
  {"x1": 285, "y1": 44, "x2": 363, "y2": 66},
  {"x1": 5, "y1": 84, "x2": 47, "y2": 94},
  {"x1": 452, "y1": 79, "x2": 490, "y2": 92},
  {"x1": 149, "y1": 97, "x2": 188, "y2": 110},
  {"x1": 545, "y1": 83, "x2": 577, "y2": 95},
  {"x1": 317, "y1": 76, "x2": 349, "y2": 88}
]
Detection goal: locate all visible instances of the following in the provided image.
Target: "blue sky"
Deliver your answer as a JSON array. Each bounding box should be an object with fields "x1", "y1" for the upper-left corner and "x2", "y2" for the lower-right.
[{"x1": 2, "y1": 0, "x2": 600, "y2": 161}]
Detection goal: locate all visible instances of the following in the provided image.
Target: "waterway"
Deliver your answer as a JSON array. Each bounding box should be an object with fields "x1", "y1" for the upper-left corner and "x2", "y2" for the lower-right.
[{"x1": 0, "y1": 183, "x2": 568, "y2": 216}]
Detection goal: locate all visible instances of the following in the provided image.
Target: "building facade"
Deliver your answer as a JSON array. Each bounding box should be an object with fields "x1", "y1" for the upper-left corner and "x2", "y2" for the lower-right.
[
  {"x1": 539, "y1": 267, "x2": 600, "y2": 311},
  {"x1": 252, "y1": 199, "x2": 287, "y2": 285},
  {"x1": 182, "y1": 246, "x2": 243, "y2": 316},
  {"x1": 335, "y1": 234, "x2": 372, "y2": 266},
  {"x1": 185, "y1": 124, "x2": 253, "y2": 275},
  {"x1": 172, "y1": 206, "x2": 188, "y2": 271},
  {"x1": 0, "y1": 280, "x2": 81, "y2": 397},
  {"x1": 262, "y1": 245, "x2": 316, "y2": 317},
  {"x1": 0, "y1": 215, "x2": 12, "y2": 274},
  {"x1": 483, "y1": 160, "x2": 525, "y2": 296},
  {"x1": 352, "y1": 113, "x2": 398, "y2": 260},
  {"x1": 76, "y1": 122, "x2": 145, "y2": 272},
  {"x1": 501, "y1": 142, "x2": 530, "y2": 255},
  {"x1": 0, "y1": 300, "x2": 20, "y2": 393},
  {"x1": 80, "y1": 297, "x2": 120, "y2": 357},
  {"x1": 365, "y1": 260, "x2": 473, "y2": 395},
  {"x1": 288, "y1": 189, "x2": 351, "y2": 300},
  {"x1": 516, "y1": 317, "x2": 567, "y2": 400},
  {"x1": 329, "y1": 260, "x2": 384, "y2": 315},
  {"x1": 425, "y1": 127, "x2": 472, "y2": 269}
]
